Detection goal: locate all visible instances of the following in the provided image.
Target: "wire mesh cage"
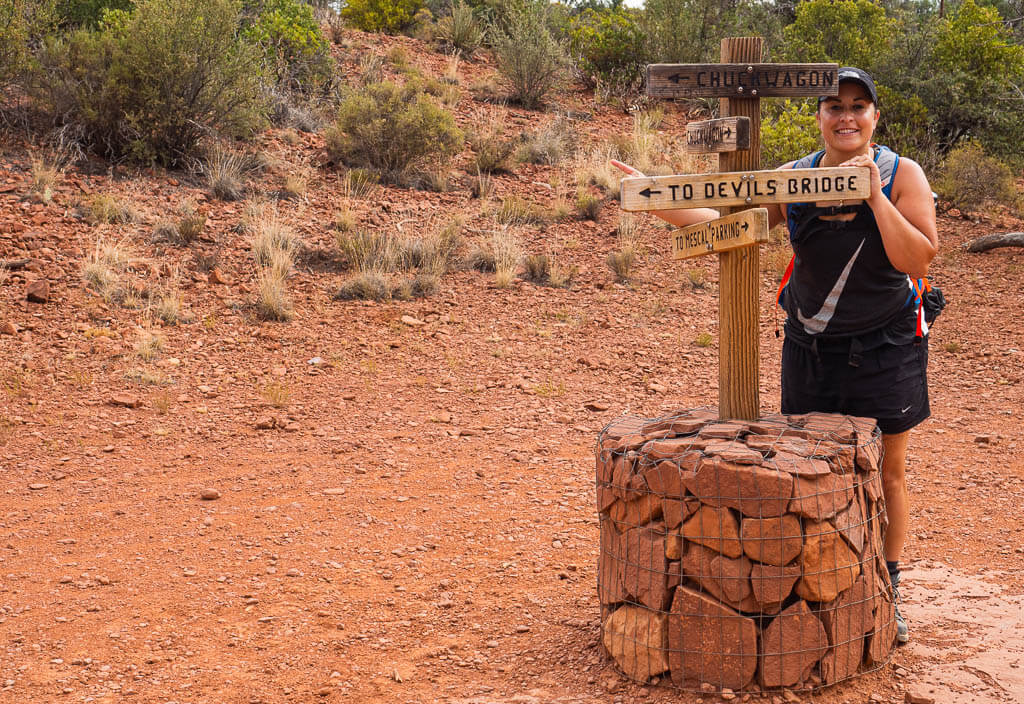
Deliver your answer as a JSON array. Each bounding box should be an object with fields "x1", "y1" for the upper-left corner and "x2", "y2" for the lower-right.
[{"x1": 596, "y1": 408, "x2": 896, "y2": 694}]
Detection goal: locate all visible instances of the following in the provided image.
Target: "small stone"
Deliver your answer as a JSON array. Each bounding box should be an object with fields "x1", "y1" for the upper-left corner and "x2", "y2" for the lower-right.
[
  {"x1": 254, "y1": 417, "x2": 276, "y2": 430},
  {"x1": 108, "y1": 394, "x2": 142, "y2": 408},
  {"x1": 974, "y1": 434, "x2": 992, "y2": 444},
  {"x1": 183, "y1": 568, "x2": 197, "y2": 576},
  {"x1": 208, "y1": 267, "x2": 230, "y2": 285},
  {"x1": 905, "y1": 687, "x2": 936, "y2": 704},
  {"x1": 59, "y1": 575, "x2": 73, "y2": 584},
  {"x1": 720, "y1": 688, "x2": 736, "y2": 700},
  {"x1": 25, "y1": 278, "x2": 49, "y2": 303},
  {"x1": 322, "y1": 488, "x2": 345, "y2": 496},
  {"x1": 401, "y1": 315, "x2": 425, "y2": 326},
  {"x1": 286, "y1": 568, "x2": 301, "y2": 577},
  {"x1": 28, "y1": 483, "x2": 49, "y2": 490},
  {"x1": 0, "y1": 321, "x2": 17, "y2": 335},
  {"x1": 200, "y1": 488, "x2": 221, "y2": 500},
  {"x1": 515, "y1": 624, "x2": 530, "y2": 633},
  {"x1": 584, "y1": 401, "x2": 611, "y2": 411}
]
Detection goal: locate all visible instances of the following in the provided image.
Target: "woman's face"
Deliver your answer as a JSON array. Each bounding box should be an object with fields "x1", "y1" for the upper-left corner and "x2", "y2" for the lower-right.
[{"x1": 816, "y1": 81, "x2": 879, "y2": 154}]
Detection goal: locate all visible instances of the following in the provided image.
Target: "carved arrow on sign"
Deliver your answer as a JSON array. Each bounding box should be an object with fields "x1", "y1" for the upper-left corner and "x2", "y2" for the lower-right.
[{"x1": 639, "y1": 188, "x2": 662, "y2": 198}]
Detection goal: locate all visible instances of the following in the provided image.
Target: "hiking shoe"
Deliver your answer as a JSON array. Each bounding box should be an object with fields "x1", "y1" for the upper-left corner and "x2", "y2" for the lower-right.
[
  {"x1": 890, "y1": 573, "x2": 910, "y2": 644},
  {"x1": 893, "y1": 600, "x2": 909, "y2": 644}
]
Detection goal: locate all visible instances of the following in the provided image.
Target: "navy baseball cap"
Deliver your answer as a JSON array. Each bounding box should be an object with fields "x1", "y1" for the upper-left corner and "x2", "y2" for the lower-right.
[{"x1": 818, "y1": 67, "x2": 878, "y2": 106}]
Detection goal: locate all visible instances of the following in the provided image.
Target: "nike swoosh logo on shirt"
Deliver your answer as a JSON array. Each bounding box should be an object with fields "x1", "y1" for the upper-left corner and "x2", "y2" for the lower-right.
[{"x1": 797, "y1": 239, "x2": 866, "y2": 335}]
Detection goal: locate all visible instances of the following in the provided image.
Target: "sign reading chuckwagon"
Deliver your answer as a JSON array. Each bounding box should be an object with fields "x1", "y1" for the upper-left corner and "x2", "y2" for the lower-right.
[
  {"x1": 647, "y1": 63, "x2": 839, "y2": 99},
  {"x1": 620, "y1": 166, "x2": 871, "y2": 212}
]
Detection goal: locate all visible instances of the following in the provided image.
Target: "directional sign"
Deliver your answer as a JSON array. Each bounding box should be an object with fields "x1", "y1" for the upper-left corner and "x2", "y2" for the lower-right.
[
  {"x1": 672, "y1": 208, "x2": 768, "y2": 260},
  {"x1": 686, "y1": 117, "x2": 750, "y2": 154},
  {"x1": 648, "y1": 63, "x2": 838, "y2": 99},
  {"x1": 620, "y1": 167, "x2": 870, "y2": 212}
]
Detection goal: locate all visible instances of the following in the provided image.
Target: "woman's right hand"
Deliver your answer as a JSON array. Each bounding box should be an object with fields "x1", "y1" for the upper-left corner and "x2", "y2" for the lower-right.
[{"x1": 610, "y1": 159, "x2": 644, "y2": 178}]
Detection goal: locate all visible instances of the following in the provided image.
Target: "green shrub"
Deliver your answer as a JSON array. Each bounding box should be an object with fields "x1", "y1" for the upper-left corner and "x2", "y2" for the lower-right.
[
  {"x1": 643, "y1": 0, "x2": 781, "y2": 65},
  {"x1": 341, "y1": 0, "x2": 422, "y2": 33},
  {"x1": 436, "y1": 0, "x2": 484, "y2": 53},
  {"x1": 31, "y1": 0, "x2": 267, "y2": 165},
  {"x1": 491, "y1": 0, "x2": 570, "y2": 109},
  {"x1": 780, "y1": 0, "x2": 895, "y2": 69},
  {"x1": 761, "y1": 100, "x2": 820, "y2": 168},
  {"x1": 567, "y1": 7, "x2": 646, "y2": 99},
  {"x1": 56, "y1": 0, "x2": 133, "y2": 27},
  {"x1": 469, "y1": 124, "x2": 517, "y2": 174},
  {"x1": 934, "y1": 141, "x2": 1017, "y2": 214},
  {"x1": 241, "y1": 0, "x2": 331, "y2": 92},
  {"x1": 324, "y1": 81, "x2": 463, "y2": 184},
  {"x1": 1, "y1": 0, "x2": 57, "y2": 87}
]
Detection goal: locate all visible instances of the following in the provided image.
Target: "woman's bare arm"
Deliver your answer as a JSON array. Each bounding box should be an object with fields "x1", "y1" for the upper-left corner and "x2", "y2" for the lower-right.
[{"x1": 610, "y1": 160, "x2": 719, "y2": 227}]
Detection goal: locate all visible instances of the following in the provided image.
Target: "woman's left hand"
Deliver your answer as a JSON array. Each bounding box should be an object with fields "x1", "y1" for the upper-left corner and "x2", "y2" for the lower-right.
[{"x1": 840, "y1": 152, "x2": 883, "y2": 207}]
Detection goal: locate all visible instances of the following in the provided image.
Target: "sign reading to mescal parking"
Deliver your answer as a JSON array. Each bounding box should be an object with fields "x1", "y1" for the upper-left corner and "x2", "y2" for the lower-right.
[
  {"x1": 620, "y1": 167, "x2": 870, "y2": 212},
  {"x1": 672, "y1": 208, "x2": 769, "y2": 260},
  {"x1": 647, "y1": 63, "x2": 839, "y2": 99},
  {"x1": 686, "y1": 117, "x2": 750, "y2": 154}
]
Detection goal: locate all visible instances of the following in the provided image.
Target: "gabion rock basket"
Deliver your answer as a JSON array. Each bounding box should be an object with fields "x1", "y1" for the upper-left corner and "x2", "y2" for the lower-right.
[{"x1": 596, "y1": 408, "x2": 896, "y2": 694}]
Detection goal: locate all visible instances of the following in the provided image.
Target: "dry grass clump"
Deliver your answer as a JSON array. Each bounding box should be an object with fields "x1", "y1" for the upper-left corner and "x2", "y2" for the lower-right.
[
  {"x1": 135, "y1": 328, "x2": 165, "y2": 360},
  {"x1": 154, "y1": 200, "x2": 206, "y2": 245},
  {"x1": 469, "y1": 167, "x2": 493, "y2": 200},
  {"x1": 30, "y1": 157, "x2": 60, "y2": 204},
  {"x1": 84, "y1": 194, "x2": 137, "y2": 225},
  {"x1": 250, "y1": 208, "x2": 295, "y2": 321},
  {"x1": 523, "y1": 253, "x2": 576, "y2": 288},
  {"x1": 575, "y1": 190, "x2": 603, "y2": 221},
  {"x1": 335, "y1": 219, "x2": 463, "y2": 301},
  {"x1": 341, "y1": 168, "x2": 380, "y2": 200},
  {"x1": 518, "y1": 115, "x2": 578, "y2": 166},
  {"x1": 280, "y1": 168, "x2": 311, "y2": 200},
  {"x1": 469, "y1": 121, "x2": 517, "y2": 174},
  {"x1": 607, "y1": 215, "x2": 641, "y2": 283},
  {"x1": 153, "y1": 285, "x2": 185, "y2": 325},
  {"x1": 494, "y1": 196, "x2": 551, "y2": 226},
  {"x1": 577, "y1": 146, "x2": 624, "y2": 199},
  {"x1": 491, "y1": 228, "x2": 521, "y2": 288},
  {"x1": 82, "y1": 238, "x2": 134, "y2": 301},
  {"x1": 205, "y1": 144, "x2": 250, "y2": 201}
]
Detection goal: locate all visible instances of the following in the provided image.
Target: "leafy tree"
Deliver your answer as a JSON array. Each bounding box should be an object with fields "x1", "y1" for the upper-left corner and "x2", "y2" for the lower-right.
[
  {"x1": 56, "y1": 0, "x2": 134, "y2": 27},
  {"x1": 644, "y1": 0, "x2": 783, "y2": 64},
  {"x1": 491, "y1": 0, "x2": 570, "y2": 108},
  {"x1": 568, "y1": 7, "x2": 647, "y2": 98},
  {"x1": 1, "y1": 0, "x2": 58, "y2": 88},
  {"x1": 241, "y1": 0, "x2": 331, "y2": 92},
  {"x1": 780, "y1": 0, "x2": 897, "y2": 70},
  {"x1": 341, "y1": 0, "x2": 423, "y2": 33}
]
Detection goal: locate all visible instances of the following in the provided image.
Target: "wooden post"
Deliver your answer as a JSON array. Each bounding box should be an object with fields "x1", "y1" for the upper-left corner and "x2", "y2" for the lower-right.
[{"x1": 718, "y1": 37, "x2": 763, "y2": 420}]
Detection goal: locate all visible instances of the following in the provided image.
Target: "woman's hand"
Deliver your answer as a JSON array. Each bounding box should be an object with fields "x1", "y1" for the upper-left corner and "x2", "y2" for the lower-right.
[
  {"x1": 840, "y1": 152, "x2": 883, "y2": 207},
  {"x1": 607, "y1": 159, "x2": 721, "y2": 228},
  {"x1": 610, "y1": 159, "x2": 644, "y2": 178}
]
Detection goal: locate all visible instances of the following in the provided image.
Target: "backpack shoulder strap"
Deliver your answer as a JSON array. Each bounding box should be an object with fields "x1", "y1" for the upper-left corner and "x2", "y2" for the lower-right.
[
  {"x1": 792, "y1": 150, "x2": 825, "y2": 170},
  {"x1": 873, "y1": 144, "x2": 899, "y2": 200}
]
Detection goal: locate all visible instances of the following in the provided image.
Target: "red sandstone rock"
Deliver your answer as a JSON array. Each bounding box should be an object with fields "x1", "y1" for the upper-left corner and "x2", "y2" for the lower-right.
[
  {"x1": 623, "y1": 523, "x2": 670, "y2": 611},
  {"x1": 665, "y1": 532, "x2": 682, "y2": 560},
  {"x1": 863, "y1": 470, "x2": 883, "y2": 503},
  {"x1": 643, "y1": 456, "x2": 700, "y2": 499},
  {"x1": 599, "y1": 521, "x2": 627, "y2": 606},
  {"x1": 770, "y1": 451, "x2": 832, "y2": 476},
  {"x1": 681, "y1": 543, "x2": 759, "y2": 612},
  {"x1": 25, "y1": 278, "x2": 49, "y2": 303},
  {"x1": 741, "y1": 515, "x2": 803, "y2": 566},
  {"x1": 682, "y1": 505, "x2": 743, "y2": 558},
  {"x1": 698, "y1": 422, "x2": 749, "y2": 440},
  {"x1": 668, "y1": 586, "x2": 758, "y2": 691},
  {"x1": 602, "y1": 605, "x2": 670, "y2": 681},
  {"x1": 759, "y1": 600, "x2": 829, "y2": 688},
  {"x1": 610, "y1": 493, "x2": 663, "y2": 530},
  {"x1": 820, "y1": 576, "x2": 874, "y2": 684},
  {"x1": 603, "y1": 416, "x2": 646, "y2": 440},
  {"x1": 640, "y1": 416, "x2": 707, "y2": 438},
  {"x1": 802, "y1": 412, "x2": 857, "y2": 443},
  {"x1": 642, "y1": 438, "x2": 702, "y2": 462},
  {"x1": 687, "y1": 459, "x2": 793, "y2": 518},
  {"x1": 796, "y1": 521, "x2": 862, "y2": 602},
  {"x1": 834, "y1": 498, "x2": 866, "y2": 555},
  {"x1": 703, "y1": 440, "x2": 763, "y2": 465},
  {"x1": 865, "y1": 586, "x2": 897, "y2": 666},
  {"x1": 789, "y1": 472, "x2": 855, "y2": 521},
  {"x1": 662, "y1": 496, "x2": 700, "y2": 529},
  {"x1": 750, "y1": 562, "x2": 802, "y2": 612}
]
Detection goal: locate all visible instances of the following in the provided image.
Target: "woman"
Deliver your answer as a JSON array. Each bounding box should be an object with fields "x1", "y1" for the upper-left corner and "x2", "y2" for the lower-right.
[{"x1": 613, "y1": 67, "x2": 938, "y2": 643}]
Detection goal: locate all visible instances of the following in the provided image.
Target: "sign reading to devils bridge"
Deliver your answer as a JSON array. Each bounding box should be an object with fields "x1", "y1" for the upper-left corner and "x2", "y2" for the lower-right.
[
  {"x1": 648, "y1": 63, "x2": 838, "y2": 99},
  {"x1": 620, "y1": 166, "x2": 870, "y2": 212}
]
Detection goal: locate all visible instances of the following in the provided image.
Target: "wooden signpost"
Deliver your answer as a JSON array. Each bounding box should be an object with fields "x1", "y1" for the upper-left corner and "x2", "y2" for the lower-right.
[
  {"x1": 630, "y1": 40, "x2": 848, "y2": 419},
  {"x1": 686, "y1": 117, "x2": 750, "y2": 153},
  {"x1": 672, "y1": 208, "x2": 769, "y2": 260}
]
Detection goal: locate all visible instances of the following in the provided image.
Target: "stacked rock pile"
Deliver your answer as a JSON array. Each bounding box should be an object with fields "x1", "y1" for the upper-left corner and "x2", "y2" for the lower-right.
[{"x1": 597, "y1": 408, "x2": 896, "y2": 693}]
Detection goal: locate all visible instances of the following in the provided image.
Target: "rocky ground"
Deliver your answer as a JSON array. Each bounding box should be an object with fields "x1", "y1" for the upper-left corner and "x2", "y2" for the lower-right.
[{"x1": 1, "y1": 29, "x2": 1023, "y2": 704}]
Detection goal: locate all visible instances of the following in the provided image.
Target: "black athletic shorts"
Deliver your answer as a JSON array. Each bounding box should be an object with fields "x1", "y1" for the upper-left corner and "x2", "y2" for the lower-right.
[{"x1": 781, "y1": 335, "x2": 930, "y2": 435}]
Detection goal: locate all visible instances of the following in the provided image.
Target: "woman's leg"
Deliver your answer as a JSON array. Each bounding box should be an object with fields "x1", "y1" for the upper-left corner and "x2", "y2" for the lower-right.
[{"x1": 881, "y1": 430, "x2": 910, "y2": 562}]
